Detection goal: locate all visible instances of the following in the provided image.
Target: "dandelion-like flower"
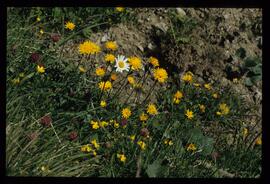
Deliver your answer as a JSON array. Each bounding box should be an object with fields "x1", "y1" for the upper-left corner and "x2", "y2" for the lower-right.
[
  {"x1": 216, "y1": 103, "x2": 229, "y2": 116},
  {"x1": 91, "y1": 139, "x2": 100, "y2": 150},
  {"x1": 199, "y1": 104, "x2": 205, "y2": 113},
  {"x1": 111, "y1": 73, "x2": 117, "y2": 81},
  {"x1": 116, "y1": 7, "x2": 125, "y2": 12},
  {"x1": 79, "y1": 66, "x2": 86, "y2": 73},
  {"x1": 137, "y1": 141, "x2": 146, "y2": 150},
  {"x1": 65, "y1": 21, "x2": 75, "y2": 30},
  {"x1": 90, "y1": 120, "x2": 100, "y2": 129},
  {"x1": 149, "y1": 56, "x2": 159, "y2": 67},
  {"x1": 100, "y1": 101, "x2": 107, "y2": 107},
  {"x1": 185, "y1": 109, "x2": 194, "y2": 119},
  {"x1": 182, "y1": 71, "x2": 193, "y2": 83},
  {"x1": 105, "y1": 54, "x2": 116, "y2": 64},
  {"x1": 255, "y1": 137, "x2": 262, "y2": 145},
  {"x1": 98, "y1": 81, "x2": 112, "y2": 91},
  {"x1": 37, "y1": 65, "x2": 45, "y2": 74},
  {"x1": 204, "y1": 83, "x2": 212, "y2": 90},
  {"x1": 81, "y1": 144, "x2": 92, "y2": 152},
  {"x1": 127, "y1": 75, "x2": 135, "y2": 85},
  {"x1": 105, "y1": 41, "x2": 118, "y2": 51},
  {"x1": 115, "y1": 55, "x2": 130, "y2": 73},
  {"x1": 117, "y1": 153, "x2": 126, "y2": 163},
  {"x1": 173, "y1": 90, "x2": 183, "y2": 104},
  {"x1": 147, "y1": 104, "x2": 158, "y2": 115},
  {"x1": 153, "y1": 68, "x2": 168, "y2": 83},
  {"x1": 95, "y1": 67, "x2": 105, "y2": 77},
  {"x1": 187, "y1": 143, "x2": 197, "y2": 152},
  {"x1": 79, "y1": 41, "x2": 101, "y2": 55},
  {"x1": 128, "y1": 56, "x2": 143, "y2": 71},
  {"x1": 139, "y1": 113, "x2": 148, "y2": 122},
  {"x1": 122, "y1": 108, "x2": 131, "y2": 119}
]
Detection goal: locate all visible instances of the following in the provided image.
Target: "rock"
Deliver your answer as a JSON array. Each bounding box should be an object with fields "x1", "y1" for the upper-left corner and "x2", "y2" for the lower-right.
[
  {"x1": 176, "y1": 8, "x2": 186, "y2": 17},
  {"x1": 101, "y1": 33, "x2": 109, "y2": 42}
]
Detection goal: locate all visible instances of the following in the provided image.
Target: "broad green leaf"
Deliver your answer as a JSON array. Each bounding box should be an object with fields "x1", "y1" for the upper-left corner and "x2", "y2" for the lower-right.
[
  {"x1": 146, "y1": 160, "x2": 162, "y2": 178},
  {"x1": 244, "y1": 78, "x2": 253, "y2": 87}
]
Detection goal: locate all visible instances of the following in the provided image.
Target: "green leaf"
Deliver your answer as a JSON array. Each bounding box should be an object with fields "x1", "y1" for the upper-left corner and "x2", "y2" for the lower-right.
[
  {"x1": 244, "y1": 78, "x2": 253, "y2": 87},
  {"x1": 82, "y1": 27, "x2": 92, "y2": 38},
  {"x1": 250, "y1": 75, "x2": 262, "y2": 83},
  {"x1": 146, "y1": 160, "x2": 162, "y2": 178},
  {"x1": 249, "y1": 64, "x2": 262, "y2": 75},
  {"x1": 244, "y1": 58, "x2": 258, "y2": 68},
  {"x1": 200, "y1": 137, "x2": 214, "y2": 156},
  {"x1": 153, "y1": 121, "x2": 162, "y2": 130},
  {"x1": 236, "y1": 47, "x2": 246, "y2": 59},
  {"x1": 188, "y1": 128, "x2": 204, "y2": 143}
]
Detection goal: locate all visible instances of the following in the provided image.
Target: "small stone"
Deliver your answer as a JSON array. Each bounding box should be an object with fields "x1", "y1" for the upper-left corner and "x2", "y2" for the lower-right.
[{"x1": 176, "y1": 8, "x2": 186, "y2": 17}]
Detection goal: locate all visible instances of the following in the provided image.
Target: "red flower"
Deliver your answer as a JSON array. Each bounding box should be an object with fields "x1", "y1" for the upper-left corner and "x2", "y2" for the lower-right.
[
  {"x1": 121, "y1": 119, "x2": 128, "y2": 126},
  {"x1": 31, "y1": 53, "x2": 41, "y2": 63},
  {"x1": 40, "y1": 114, "x2": 52, "y2": 127},
  {"x1": 69, "y1": 131, "x2": 78, "y2": 141},
  {"x1": 51, "y1": 34, "x2": 61, "y2": 42}
]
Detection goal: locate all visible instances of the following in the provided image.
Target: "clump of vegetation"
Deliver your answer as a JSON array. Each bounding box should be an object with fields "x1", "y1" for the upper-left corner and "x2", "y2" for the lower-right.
[{"x1": 6, "y1": 7, "x2": 261, "y2": 177}]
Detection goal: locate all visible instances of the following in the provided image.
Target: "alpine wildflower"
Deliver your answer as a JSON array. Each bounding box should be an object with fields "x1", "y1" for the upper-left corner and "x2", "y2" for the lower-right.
[
  {"x1": 65, "y1": 21, "x2": 75, "y2": 30},
  {"x1": 100, "y1": 100, "x2": 107, "y2": 107},
  {"x1": 173, "y1": 91, "x2": 183, "y2": 104},
  {"x1": 243, "y1": 128, "x2": 248, "y2": 138},
  {"x1": 115, "y1": 55, "x2": 130, "y2": 73},
  {"x1": 255, "y1": 137, "x2": 262, "y2": 145},
  {"x1": 111, "y1": 73, "x2": 117, "y2": 81},
  {"x1": 128, "y1": 56, "x2": 143, "y2": 71},
  {"x1": 95, "y1": 67, "x2": 105, "y2": 77},
  {"x1": 105, "y1": 54, "x2": 116, "y2": 64},
  {"x1": 79, "y1": 41, "x2": 101, "y2": 55},
  {"x1": 199, "y1": 104, "x2": 206, "y2": 113},
  {"x1": 139, "y1": 112, "x2": 148, "y2": 122},
  {"x1": 130, "y1": 135, "x2": 135, "y2": 142},
  {"x1": 122, "y1": 108, "x2": 132, "y2": 119},
  {"x1": 127, "y1": 76, "x2": 135, "y2": 85},
  {"x1": 91, "y1": 139, "x2": 100, "y2": 150},
  {"x1": 39, "y1": 29, "x2": 44, "y2": 34},
  {"x1": 98, "y1": 81, "x2": 112, "y2": 91},
  {"x1": 216, "y1": 103, "x2": 230, "y2": 116},
  {"x1": 137, "y1": 141, "x2": 146, "y2": 150},
  {"x1": 36, "y1": 16, "x2": 41, "y2": 22},
  {"x1": 147, "y1": 104, "x2": 158, "y2": 115},
  {"x1": 100, "y1": 121, "x2": 109, "y2": 128},
  {"x1": 37, "y1": 65, "x2": 45, "y2": 74},
  {"x1": 81, "y1": 144, "x2": 92, "y2": 152},
  {"x1": 105, "y1": 41, "x2": 118, "y2": 51},
  {"x1": 149, "y1": 56, "x2": 159, "y2": 67},
  {"x1": 153, "y1": 68, "x2": 168, "y2": 83},
  {"x1": 204, "y1": 83, "x2": 212, "y2": 90},
  {"x1": 117, "y1": 153, "x2": 126, "y2": 163},
  {"x1": 187, "y1": 143, "x2": 197, "y2": 152},
  {"x1": 90, "y1": 120, "x2": 99, "y2": 129},
  {"x1": 212, "y1": 93, "x2": 218, "y2": 99},
  {"x1": 185, "y1": 109, "x2": 194, "y2": 119},
  {"x1": 182, "y1": 71, "x2": 193, "y2": 83}
]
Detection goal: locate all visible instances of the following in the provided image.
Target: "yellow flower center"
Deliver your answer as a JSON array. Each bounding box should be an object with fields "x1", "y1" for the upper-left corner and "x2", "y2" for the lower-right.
[{"x1": 118, "y1": 61, "x2": 125, "y2": 68}]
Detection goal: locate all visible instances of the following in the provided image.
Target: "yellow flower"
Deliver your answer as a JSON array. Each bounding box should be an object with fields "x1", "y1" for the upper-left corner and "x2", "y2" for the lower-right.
[
  {"x1": 37, "y1": 65, "x2": 45, "y2": 73},
  {"x1": 185, "y1": 109, "x2": 194, "y2": 119},
  {"x1": 41, "y1": 166, "x2": 49, "y2": 172},
  {"x1": 137, "y1": 141, "x2": 146, "y2": 150},
  {"x1": 99, "y1": 121, "x2": 109, "y2": 128},
  {"x1": 98, "y1": 81, "x2": 112, "y2": 91},
  {"x1": 81, "y1": 144, "x2": 92, "y2": 152},
  {"x1": 95, "y1": 67, "x2": 105, "y2": 77},
  {"x1": 92, "y1": 150, "x2": 97, "y2": 156},
  {"x1": 187, "y1": 143, "x2": 197, "y2": 152},
  {"x1": 12, "y1": 78, "x2": 20, "y2": 85},
  {"x1": 79, "y1": 41, "x2": 101, "y2": 55},
  {"x1": 243, "y1": 128, "x2": 248, "y2": 137},
  {"x1": 153, "y1": 68, "x2": 168, "y2": 83},
  {"x1": 217, "y1": 103, "x2": 230, "y2": 116},
  {"x1": 114, "y1": 122, "x2": 119, "y2": 128},
  {"x1": 100, "y1": 101, "x2": 107, "y2": 107},
  {"x1": 182, "y1": 71, "x2": 193, "y2": 83},
  {"x1": 116, "y1": 7, "x2": 125, "y2": 12},
  {"x1": 91, "y1": 139, "x2": 100, "y2": 150},
  {"x1": 65, "y1": 21, "x2": 75, "y2": 30},
  {"x1": 39, "y1": 29, "x2": 44, "y2": 34},
  {"x1": 193, "y1": 83, "x2": 201, "y2": 87},
  {"x1": 174, "y1": 91, "x2": 183, "y2": 99},
  {"x1": 204, "y1": 83, "x2": 212, "y2": 90},
  {"x1": 139, "y1": 113, "x2": 148, "y2": 122},
  {"x1": 216, "y1": 111, "x2": 222, "y2": 115},
  {"x1": 128, "y1": 57, "x2": 143, "y2": 71},
  {"x1": 130, "y1": 135, "x2": 135, "y2": 141},
  {"x1": 79, "y1": 66, "x2": 86, "y2": 73},
  {"x1": 36, "y1": 16, "x2": 41, "y2": 22},
  {"x1": 173, "y1": 98, "x2": 180, "y2": 104},
  {"x1": 199, "y1": 104, "x2": 206, "y2": 113},
  {"x1": 164, "y1": 139, "x2": 173, "y2": 146},
  {"x1": 105, "y1": 41, "x2": 118, "y2": 51},
  {"x1": 212, "y1": 93, "x2": 218, "y2": 99},
  {"x1": 149, "y1": 56, "x2": 159, "y2": 67},
  {"x1": 117, "y1": 153, "x2": 126, "y2": 163},
  {"x1": 122, "y1": 108, "x2": 132, "y2": 119},
  {"x1": 105, "y1": 54, "x2": 116, "y2": 64},
  {"x1": 111, "y1": 73, "x2": 117, "y2": 81},
  {"x1": 255, "y1": 137, "x2": 262, "y2": 145},
  {"x1": 127, "y1": 75, "x2": 135, "y2": 85},
  {"x1": 147, "y1": 104, "x2": 158, "y2": 115},
  {"x1": 90, "y1": 120, "x2": 99, "y2": 129}
]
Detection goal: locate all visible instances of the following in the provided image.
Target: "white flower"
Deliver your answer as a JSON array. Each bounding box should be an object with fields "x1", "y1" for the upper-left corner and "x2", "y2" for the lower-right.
[{"x1": 115, "y1": 55, "x2": 130, "y2": 73}]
